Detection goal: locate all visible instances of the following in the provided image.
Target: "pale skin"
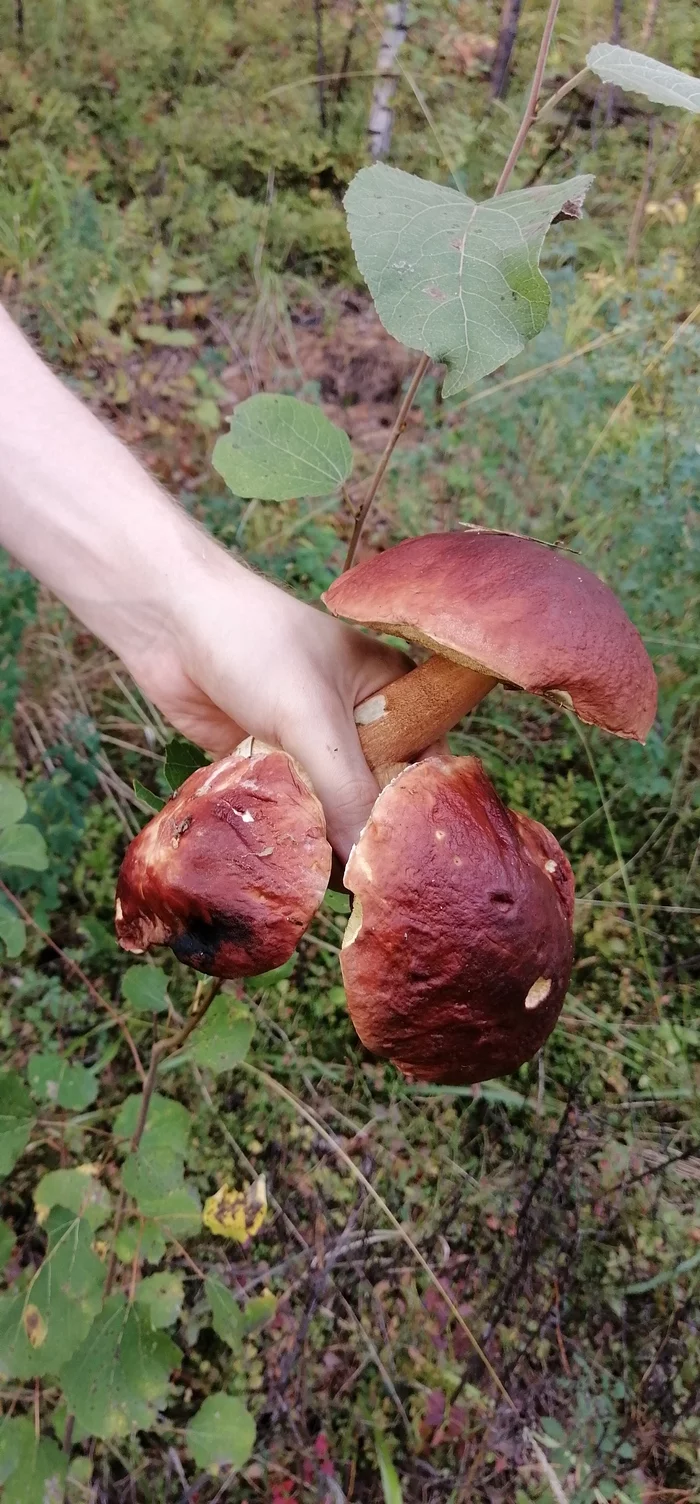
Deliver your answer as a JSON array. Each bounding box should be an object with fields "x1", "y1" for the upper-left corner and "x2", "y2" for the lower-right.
[{"x1": 0, "y1": 305, "x2": 411, "y2": 862}]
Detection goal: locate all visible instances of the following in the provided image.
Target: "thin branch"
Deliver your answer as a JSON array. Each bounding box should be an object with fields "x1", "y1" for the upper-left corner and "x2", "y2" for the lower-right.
[
  {"x1": 165, "y1": 977, "x2": 223, "y2": 1058},
  {"x1": 341, "y1": 0, "x2": 562, "y2": 569},
  {"x1": 535, "y1": 65, "x2": 590, "y2": 124},
  {"x1": 342, "y1": 354, "x2": 430, "y2": 571},
  {"x1": 0, "y1": 877, "x2": 145, "y2": 1083},
  {"x1": 494, "y1": 0, "x2": 562, "y2": 195}
]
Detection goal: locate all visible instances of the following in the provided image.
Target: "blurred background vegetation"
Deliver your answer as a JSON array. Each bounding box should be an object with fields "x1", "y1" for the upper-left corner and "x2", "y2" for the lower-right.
[{"x1": 0, "y1": 1, "x2": 699, "y2": 1500}]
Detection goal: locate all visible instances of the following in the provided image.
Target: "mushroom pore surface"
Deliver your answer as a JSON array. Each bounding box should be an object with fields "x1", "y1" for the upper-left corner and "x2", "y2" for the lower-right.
[
  {"x1": 342, "y1": 755, "x2": 575, "y2": 1086},
  {"x1": 324, "y1": 531, "x2": 658, "y2": 765},
  {"x1": 115, "y1": 740, "x2": 332, "y2": 978}
]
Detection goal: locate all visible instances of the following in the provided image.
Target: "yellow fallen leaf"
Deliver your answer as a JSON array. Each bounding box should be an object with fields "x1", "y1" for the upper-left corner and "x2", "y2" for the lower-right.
[{"x1": 202, "y1": 1176, "x2": 267, "y2": 1243}]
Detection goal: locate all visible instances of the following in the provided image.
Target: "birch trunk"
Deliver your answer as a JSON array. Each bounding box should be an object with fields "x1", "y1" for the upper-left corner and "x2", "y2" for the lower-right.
[{"x1": 368, "y1": 1, "x2": 409, "y2": 160}]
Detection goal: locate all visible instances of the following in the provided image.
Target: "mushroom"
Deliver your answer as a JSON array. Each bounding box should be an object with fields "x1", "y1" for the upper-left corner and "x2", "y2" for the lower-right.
[
  {"x1": 342, "y1": 755, "x2": 575, "y2": 1085},
  {"x1": 115, "y1": 738, "x2": 332, "y2": 979},
  {"x1": 323, "y1": 531, "x2": 657, "y2": 771}
]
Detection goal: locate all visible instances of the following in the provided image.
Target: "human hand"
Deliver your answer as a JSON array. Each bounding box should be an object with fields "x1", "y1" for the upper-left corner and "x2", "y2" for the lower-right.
[
  {"x1": 124, "y1": 550, "x2": 410, "y2": 863},
  {"x1": 0, "y1": 305, "x2": 409, "y2": 860}
]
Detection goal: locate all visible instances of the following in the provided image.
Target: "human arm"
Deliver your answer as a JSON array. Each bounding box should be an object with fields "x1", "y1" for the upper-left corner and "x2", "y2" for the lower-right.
[{"x1": 0, "y1": 305, "x2": 407, "y2": 860}]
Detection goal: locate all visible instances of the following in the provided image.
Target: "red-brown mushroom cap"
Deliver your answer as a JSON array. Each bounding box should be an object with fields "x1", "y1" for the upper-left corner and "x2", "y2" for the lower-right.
[
  {"x1": 115, "y1": 739, "x2": 332, "y2": 979},
  {"x1": 323, "y1": 531, "x2": 657, "y2": 742},
  {"x1": 341, "y1": 755, "x2": 575, "y2": 1086}
]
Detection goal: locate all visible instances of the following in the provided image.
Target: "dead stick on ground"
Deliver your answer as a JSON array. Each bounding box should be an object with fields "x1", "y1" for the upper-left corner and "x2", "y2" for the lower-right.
[{"x1": 341, "y1": 0, "x2": 562, "y2": 569}]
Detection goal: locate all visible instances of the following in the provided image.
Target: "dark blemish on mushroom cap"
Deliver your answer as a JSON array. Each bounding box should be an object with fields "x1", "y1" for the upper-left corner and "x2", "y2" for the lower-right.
[{"x1": 171, "y1": 910, "x2": 253, "y2": 969}]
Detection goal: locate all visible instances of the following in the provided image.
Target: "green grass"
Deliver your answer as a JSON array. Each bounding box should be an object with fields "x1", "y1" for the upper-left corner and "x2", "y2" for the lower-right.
[{"x1": 1, "y1": 1, "x2": 700, "y2": 1499}]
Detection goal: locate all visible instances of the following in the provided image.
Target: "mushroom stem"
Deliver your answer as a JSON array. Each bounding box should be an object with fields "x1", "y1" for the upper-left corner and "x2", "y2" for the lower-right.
[{"x1": 355, "y1": 655, "x2": 497, "y2": 771}]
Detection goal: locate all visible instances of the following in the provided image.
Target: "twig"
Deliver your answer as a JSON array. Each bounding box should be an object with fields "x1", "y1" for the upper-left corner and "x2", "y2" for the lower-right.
[
  {"x1": 0, "y1": 877, "x2": 145, "y2": 1083},
  {"x1": 342, "y1": 354, "x2": 430, "y2": 570},
  {"x1": 494, "y1": 0, "x2": 561, "y2": 195},
  {"x1": 535, "y1": 66, "x2": 590, "y2": 124},
  {"x1": 525, "y1": 1430, "x2": 570, "y2": 1504},
  {"x1": 341, "y1": 0, "x2": 562, "y2": 569},
  {"x1": 244, "y1": 1061, "x2": 514, "y2": 1407}
]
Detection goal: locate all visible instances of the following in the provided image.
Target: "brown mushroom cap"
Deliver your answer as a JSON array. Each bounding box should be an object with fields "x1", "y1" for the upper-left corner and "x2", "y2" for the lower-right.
[
  {"x1": 324, "y1": 531, "x2": 657, "y2": 742},
  {"x1": 341, "y1": 755, "x2": 575, "y2": 1086},
  {"x1": 115, "y1": 739, "x2": 332, "y2": 978}
]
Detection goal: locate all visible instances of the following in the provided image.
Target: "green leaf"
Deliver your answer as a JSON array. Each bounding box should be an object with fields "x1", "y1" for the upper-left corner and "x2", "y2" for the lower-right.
[
  {"x1": 60, "y1": 1292, "x2": 179, "y2": 1440},
  {"x1": 163, "y1": 735, "x2": 208, "y2": 792},
  {"x1": 0, "y1": 1071, "x2": 35, "y2": 1178},
  {"x1": 133, "y1": 779, "x2": 165, "y2": 813},
  {"x1": 375, "y1": 1433, "x2": 403, "y2": 1504},
  {"x1": 135, "y1": 1271, "x2": 184, "y2": 1329},
  {"x1": 135, "y1": 323, "x2": 197, "y2": 347},
  {"x1": 0, "y1": 1208, "x2": 105, "y2": 1379},
  {"x1": 113, "y1": 1220, "x2": 167, "y2": 1266},
  {"x1": 0, "y1": 1417, "x2": 68, "y2": 1504},
  {"x1": 34, "y1": 1168, "x2": 112, "y2": 1232},
  {"x1": 186, "y1": 1392, "x2": 256, "y2": 1472},
  {"x1": 0, "y1": 897, "x2": 25, "y2": 958},
  {"x1": 113, "y1": 1092, "x2": 192, "y2": 1156},
  {"x1": 121, "y1": 1148, "x2": 202, "y2": 1239},
  {"x1": 247, "y1": 956, "x2": 296, "y2": 987},
  {"x1": 180, "y1": 994, "x2": 254, "y2": 1073},
  {"x1": 92, "y1": 281, "x2": 126, "y2": 323},
  {"x1": 205, "y1": 1275, "x2": 244, "y2": 1350},
  {"x1": 241, "y1": 1289, "x2": 276, "y2": 1334},
  {"x1": 0, "y1": 1220, "x2": 15, "y2": 1272},
  {"x1": 193, "y1": 397, "x2": 222, "y2": 430},
  {"x1": 344, "y1": 165, "x2": 594, "y2": 398},
  {"x1": 624, "y1": 1247, "x2": 700, "y2": 1295},
  {"x1": 323, "y1": 889, "x2": 351, "y2": 915},
  {"x1": 213, "y1": 393, "x2": 353, "y2": 501},
  {"x1": 0, "y1": 822, "x2": 48, "y2": 871},
  {"x1": 587, "y1": 44, "x2": 700, "y2": 113},
  {"x1": 28, "y1": 1053, "x2": 98, "y2": 1110},
  {"x1": 0, "y1": 778, "x2": 27, "y2": 829},
  {"x1": 121, "y1": 964, "x2": 170, "y2": 1014}
]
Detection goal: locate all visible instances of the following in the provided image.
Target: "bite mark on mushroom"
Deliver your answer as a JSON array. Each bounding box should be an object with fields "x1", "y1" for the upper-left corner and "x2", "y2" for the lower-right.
[
  {"x1": 354, "y1": 694, "x2": 387, "y2": 726},
  {"x1": 524, "y1": 976, "x2": 552, "y2": 1010}
]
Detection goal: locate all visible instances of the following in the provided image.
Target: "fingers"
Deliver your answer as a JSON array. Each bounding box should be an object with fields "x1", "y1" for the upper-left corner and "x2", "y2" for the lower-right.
[{"x1": 283, "y1": 701, "x2": 381, "y2": 867}]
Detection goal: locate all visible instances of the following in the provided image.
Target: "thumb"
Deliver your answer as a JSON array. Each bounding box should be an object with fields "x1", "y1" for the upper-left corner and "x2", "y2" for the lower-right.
[{"x1": 283, "y1": 702, "x2": 380, "y2": 867}]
